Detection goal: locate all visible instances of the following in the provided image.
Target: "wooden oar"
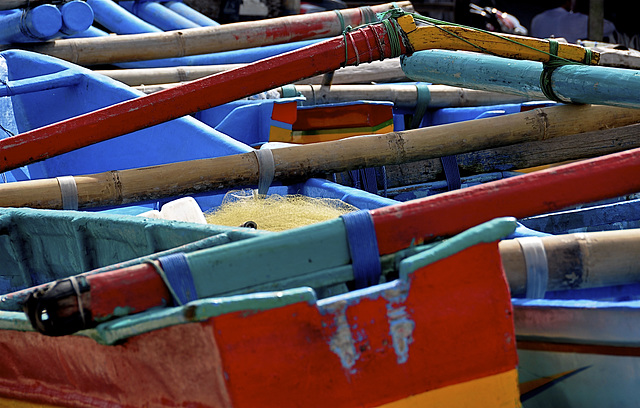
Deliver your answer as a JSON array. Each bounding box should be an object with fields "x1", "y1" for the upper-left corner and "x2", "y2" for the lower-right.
[
  {"x1": 501, "y1": 229, "x2": 640, "y2": 297},
  {"x1": 3, "y1": 2, "x2": 411, "y2": 65},
  {"x1": 0, "y1": 19, "x2": 408, "y2": 173},
  {"x1": 0, "y1": 104, "x2": 638, "y2": 210}
]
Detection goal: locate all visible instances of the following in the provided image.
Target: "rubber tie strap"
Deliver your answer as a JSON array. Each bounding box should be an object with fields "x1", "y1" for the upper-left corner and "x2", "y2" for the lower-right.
[
  {"x1": 253, "y1": 147, "x2": 275, "y2": 195},
  {"x1": 440, "y1": 155, "x2": 461, "y2": 191},
  {"x1": 341, "y1": 210, "x2": 381, "y2": 289},
  {"x1": 56, "y1": 176, "x2": 78, "y2": 210},
  {"x1": 516, "y1": 237, "x2": 549, "y2": 299},
  {"x1": 157, "y1": 253, "x2": 198, "y2": 305},
  {"x1": 410, "y1": 82, "x2": 430, "y2": 129}
]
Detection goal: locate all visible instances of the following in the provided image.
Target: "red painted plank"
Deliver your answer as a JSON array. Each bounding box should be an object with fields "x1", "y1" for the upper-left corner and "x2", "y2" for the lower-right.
[
  {"x1": 0, "y1": 23, "x2": 404, "y2": 172},
  {"x1": 372, "y1": 147, "x2": 640, "y2": 254}
]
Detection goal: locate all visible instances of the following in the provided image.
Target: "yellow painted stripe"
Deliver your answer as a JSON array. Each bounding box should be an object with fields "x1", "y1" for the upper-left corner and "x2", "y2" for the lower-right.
[
  {"x1": 377, "y1": 369, "x2": 521, "y2": 408},
  {"x1": 0, "y1": 396, "x2": 62, "y2": 408}
]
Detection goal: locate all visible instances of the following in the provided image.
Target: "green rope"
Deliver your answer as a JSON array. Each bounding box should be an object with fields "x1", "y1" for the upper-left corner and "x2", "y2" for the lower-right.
[
  {"x1": 380, "y1": 18, "x2": 403, "y2": 58},
  {"x1": 334, "y1": 9, "x2": 346, "y2": 32},
  {"x1": 376, "y1": 6, "x2": 595, "y2": 67}
]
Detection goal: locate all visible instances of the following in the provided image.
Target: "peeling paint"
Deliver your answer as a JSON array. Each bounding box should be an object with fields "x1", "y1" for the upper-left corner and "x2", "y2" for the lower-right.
[
  {"x1": 383, "y1": 284, "x2": 414, "y2": 364},
  {"x1": 327, "y1": 301, "x2": 359, "y2": 374}
]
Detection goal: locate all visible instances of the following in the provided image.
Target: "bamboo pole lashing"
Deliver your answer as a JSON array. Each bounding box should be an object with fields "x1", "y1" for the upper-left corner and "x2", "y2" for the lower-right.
[{"x1": 500, "y1": 229, "x2": 640, "y2": 297}]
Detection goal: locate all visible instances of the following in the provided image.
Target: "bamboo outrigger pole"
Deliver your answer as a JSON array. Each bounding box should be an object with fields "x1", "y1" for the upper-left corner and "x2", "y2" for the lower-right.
[
  {"x1": 0, "y1": 12, "x2": 607, "y2": 173},
  {"x1": 4, "y1": 2, "x2": 412, "y2": 65},
  {"x1": 0, "y1": 104, "x2": 638, "y2": 210}
]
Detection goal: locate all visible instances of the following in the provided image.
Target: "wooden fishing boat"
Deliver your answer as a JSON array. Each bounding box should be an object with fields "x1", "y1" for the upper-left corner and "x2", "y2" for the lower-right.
[
  {"x1": 1, "y1": 140, "x2": 640, "y2": 406},
  {"x1": 504, "y1": 228, "x2": 640, "y2": 407},
  {"x1": 0, "y1": 216, "x2": 522, "y2": 407}
]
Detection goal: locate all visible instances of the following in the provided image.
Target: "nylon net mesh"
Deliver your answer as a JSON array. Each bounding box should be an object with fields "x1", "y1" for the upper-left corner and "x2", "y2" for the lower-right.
[{"x1": 205, "y1": 189, "x2": 358, "y2": 231}]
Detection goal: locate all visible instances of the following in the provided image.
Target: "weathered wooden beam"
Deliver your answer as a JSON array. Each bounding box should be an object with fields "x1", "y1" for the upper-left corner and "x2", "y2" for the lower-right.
[
  {"x1": 384, "y1": 121, "x2": 640, "y2": 187},
  {"x1": 2, "y1": 2, "x2": 412, "y2": 65}
]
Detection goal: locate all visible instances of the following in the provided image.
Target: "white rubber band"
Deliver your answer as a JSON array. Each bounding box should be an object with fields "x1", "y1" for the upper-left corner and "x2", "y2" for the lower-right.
[
  {"x1": 516, "y1": 237, "x2": 549, "y2": 299},
  {"x1": 56, "y1": 176, "x2": 78, "y2": 210},
  {"x1": 253, "y1": 148, "x2": 275, "y2": 196}
]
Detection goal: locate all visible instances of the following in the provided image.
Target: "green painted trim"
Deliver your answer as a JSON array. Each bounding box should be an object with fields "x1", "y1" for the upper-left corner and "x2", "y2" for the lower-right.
[
  {"x1": 90, "y1": 287, "x2": 317, "y2": 345},
  {"x1": 398, "y1": 217, "x2": 517, "y2": 280}
]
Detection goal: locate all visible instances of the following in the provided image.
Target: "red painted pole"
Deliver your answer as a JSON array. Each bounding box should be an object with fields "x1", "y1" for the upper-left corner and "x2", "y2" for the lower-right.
[
  {"x1": 371, "y1": 147, "x2": 640, "y2": 254},
  {"x1": 0, "y1": 23, "x2": 405, "y2": 172}
]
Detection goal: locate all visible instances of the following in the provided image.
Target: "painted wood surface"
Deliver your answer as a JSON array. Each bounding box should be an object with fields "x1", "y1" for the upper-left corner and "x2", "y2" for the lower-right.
[
  {"x1": 4, "y1": 2, "x2": 411, "y2": 65},
  {"x1": 0, "y1": 226, "x2": 519, "y2": 407},
  {"x1": 0, "y1": 21, "x2": 405, "y2": 173},
  {"x1": 401, "y1": 49, "x2": 640, "y2": 109},
  {"x1": 1, "y1": 104, "x2": 638, "y2": 210},
  {"x1": 397, "y1": 14, "x2": 597, "y2": 64}
]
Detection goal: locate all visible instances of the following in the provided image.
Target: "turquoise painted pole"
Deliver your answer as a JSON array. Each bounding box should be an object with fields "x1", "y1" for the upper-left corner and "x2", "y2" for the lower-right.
[{"x1": 401, "y1": 50, "x2": 640, "y2": 109}]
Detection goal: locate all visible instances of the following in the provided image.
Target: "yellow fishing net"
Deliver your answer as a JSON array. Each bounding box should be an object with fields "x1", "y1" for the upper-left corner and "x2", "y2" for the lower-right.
[{"x1": 205, "y1": 189, "x2": 358, "y2": 231}]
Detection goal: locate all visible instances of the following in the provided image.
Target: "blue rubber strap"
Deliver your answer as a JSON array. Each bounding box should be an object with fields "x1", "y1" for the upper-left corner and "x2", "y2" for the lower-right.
[
  {"x1": 341, "y1": 210, "x2": 382, "y2": 289},
  {"x1": 349, "y1": 167, "x2": 379, "y2": 194},
  {"x1": 440, "y1": 155, "x2": 461, "y2": 191},
  {"x1": 158, "y1": 253, "x2": 198, "y2": 305}
]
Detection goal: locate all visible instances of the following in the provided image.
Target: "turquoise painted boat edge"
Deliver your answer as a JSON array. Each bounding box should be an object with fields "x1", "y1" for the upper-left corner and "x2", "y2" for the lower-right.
[
  {"x1": 0, "y1": 207, "x2": 267, "y2": 295},
  {"x1": 399, "y1": 217, "x2": 517, "y2": 280},
  {"x1": 91, "y1": 287, "x2": 318, "y2": 345}
]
